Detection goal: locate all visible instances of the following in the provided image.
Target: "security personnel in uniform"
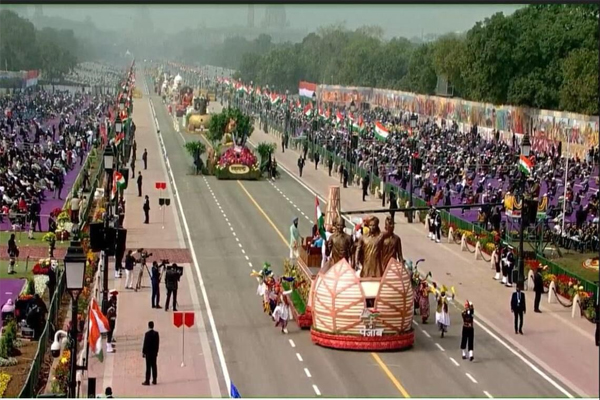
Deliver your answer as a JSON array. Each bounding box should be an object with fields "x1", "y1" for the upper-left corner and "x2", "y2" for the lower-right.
[
  {"x1": 460, "y1": 301, "x2": 475, "y2": 361},
  {"x1": 151, "y1": 261, "x2": 161, "y2": 309},
  {"x1": 297, "y1": 156, "x2": 305, "y2": 177},
  {"x1": 433, "y1": 208, "x2": 442, "y2": 243},
  {"x1": 164, "y1": 264, "x2": 180, "y2": 311}
]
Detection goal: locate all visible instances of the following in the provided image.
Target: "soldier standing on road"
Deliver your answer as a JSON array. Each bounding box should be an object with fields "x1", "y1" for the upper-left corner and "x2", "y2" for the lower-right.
[
  {"x1": 143, "y1": 195, "x2": 150, "y2": 224},
  {"x1": 137, "y1": 172, "x2": 143, "y2": 197},
  {"x1": 460, "y1": 301, "x2": 475, "y2": 361},
  {"x1": 328, "y1": 157, "x2": 333, "y2": 176},
  {"x1": 151, "y1": 261, "x2": 161, "y2": 309},
  {"x1": 142, "y1": 148, "x2": 148, "y2": 170},
  {"x1": 297, "y1": 156, "x2": 305, "y2": 177},
  {"x1": 132, "y1": 140, "x2": 137, "y2": 161},
  {"x1": 314, "y1": 151, "x2": 320, "y2": 170},
  {"x1": 362, "y1": 174, "x2": 370, "y2": 201},
  {"x1": 142, "y1": 321, "x2": 159, "y2": 385},
  {"x1": 533, "y1": 267, "x2": 545, "y2": 312},
  {"x1": 511, "y1": 284, "x2": 526, "y2": 334},
  {"x1": 164, "y1": 264, "x2": 180, "y2": 311},
  {"x1": 131, "y1": 157, "x2": 136, "y2": 176},
  {"x1": 388, "y1": 190, "x2": 397, "y2": 222}
]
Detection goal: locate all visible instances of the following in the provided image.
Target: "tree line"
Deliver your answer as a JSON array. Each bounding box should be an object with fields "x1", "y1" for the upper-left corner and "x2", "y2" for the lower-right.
[
  {"x1": 0, "y1": 10, "x2": 81, "y2": 82},
  {"x1": 191, "y1": 4, "x2": 598, "y2": 115}
]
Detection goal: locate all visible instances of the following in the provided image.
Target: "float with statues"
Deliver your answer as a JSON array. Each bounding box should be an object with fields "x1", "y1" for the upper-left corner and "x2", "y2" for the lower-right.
[
  {"x1": 185, "y1": 95, "x2": 212, "y2": 132},
  {"x1": 256, "y1": 186, "x2": 416, "y2": 351}
]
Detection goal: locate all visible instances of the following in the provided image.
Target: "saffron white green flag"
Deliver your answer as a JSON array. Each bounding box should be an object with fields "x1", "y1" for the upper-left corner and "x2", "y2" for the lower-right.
[
  {"x1": 519, "y1": 155, "x2": 533, "y2": 176},
  {"x1": 374, "y1": 122, "x2": 389, "y2": 141},
  {"x1": 315, "y1": 197, "x2": 326, "y2": 240},
  {"x1": 270, "y1": 94, "x2": 280, "y2": 105},
  {"x1": 88, "y1": 299, "x2": 109, "y2": 363}
]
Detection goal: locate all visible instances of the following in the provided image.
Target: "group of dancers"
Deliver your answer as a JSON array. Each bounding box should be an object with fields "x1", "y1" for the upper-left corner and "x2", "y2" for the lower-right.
[
  {"x1": 411, "y1": 265, "x2": 475, "y2": 361},
  {"x1": 252, "y1": 263, "x2": 294, "y2": 334}
]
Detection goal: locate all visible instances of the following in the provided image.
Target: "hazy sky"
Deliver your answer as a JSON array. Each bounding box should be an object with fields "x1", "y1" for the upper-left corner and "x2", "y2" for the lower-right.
[{"x1": 18, "y1": 4, "x2": 523, "y2": 38}]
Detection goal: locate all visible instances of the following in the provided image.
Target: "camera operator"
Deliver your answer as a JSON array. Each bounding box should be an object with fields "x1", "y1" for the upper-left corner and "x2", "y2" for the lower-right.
[
  {"x1": 124, "y1": 249, "x2": 138, "y2": 290},
  {"x1": 164, "y1": 263, "x2": 181, "y2": 312},
  {"x1": 151, "y1": 261, "x2": 162, "y2": 309}
]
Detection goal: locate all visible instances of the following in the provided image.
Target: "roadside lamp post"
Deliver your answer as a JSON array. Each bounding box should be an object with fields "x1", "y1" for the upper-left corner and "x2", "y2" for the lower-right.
[
  {"x1": 517, "y1": 132, "x2": 531, "y2": 288},
  {"x1": 64, "y1": 241, "x2": 87, "y2": 398},
  {"x1": 101, "y1": 146, "x2": 114, "y2": 314},
  {"x1": 408, "y1": 115, "x2": 418, "y2": 223}
]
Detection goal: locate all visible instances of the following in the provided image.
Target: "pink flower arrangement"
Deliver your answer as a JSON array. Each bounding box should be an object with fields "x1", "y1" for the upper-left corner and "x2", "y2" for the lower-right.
[{"x1": 218, "y1": 146, "x2": 257, "y2": 168}]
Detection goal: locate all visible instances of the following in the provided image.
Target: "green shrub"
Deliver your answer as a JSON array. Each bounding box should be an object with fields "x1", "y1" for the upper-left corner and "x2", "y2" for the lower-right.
[
  {"x1": 0, "y1": 320, "x2": 17, "y2": 358},
  {"x1": 26, "y1": 278, "x2": 35, "y2": 296}
]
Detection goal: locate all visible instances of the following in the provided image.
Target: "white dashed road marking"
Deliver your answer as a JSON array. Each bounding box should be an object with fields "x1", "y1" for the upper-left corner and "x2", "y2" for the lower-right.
[
  {"x1": 466, "y1": 373, "x2": 478, "y2": 384},
  {"x1": 289, "y1": 339, "x2": 296, "y2": 348},
  {"x1": 449, "y1": 357, "x2": 460, "y2": 367},
  {"x1": 296, "y1": 353, "x2": 303, "y2": 362},
  {"x1": 422, "y1": 330, "x2": 431, "y2": 338},
  {"x1": 435, "y1": 343, "x2": 445, "y2": 352},
  {"x1": 312, "y1": 384, "x2": 321, "y2": 396},
  {"x1": 304, "y1": 368, "x2": 312, "y2": 378},
  {"x1": 483, "y1": 390, "x2": 493, "y2": 398}
]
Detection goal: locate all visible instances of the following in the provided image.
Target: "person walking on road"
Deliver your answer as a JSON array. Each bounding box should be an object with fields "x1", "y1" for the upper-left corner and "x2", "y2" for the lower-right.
[
  {"x1": 289, "y1": 217, "x2": 300, "y2": 260},
  {"x1": 328, "y1": 157, "x2": 333, "y2": 176},
  {"x1": 362, "y1": 174, "x2": 370, "y2": 201},
  {"x1": 511, "y1": 285, "x2": 526, "y2": 334},
  {"x1": 142, "y1": 321, "x2": 160, "y2": 386},
  {"x1": 137, "y1": 172, "x2": 143, "y2": 197},
  {"x1": 435, "y1": 290, "x2": 450, "y2": 338},
  {"x1": 297, "y1": 156, "x2": 305, "y2": 177},
  {"x1": 131, "y1": 157, "x2": 136, "y2": 176},
  {"x1": 460, "y1": 301, "x2": 475, "y2": 361},
  {"x1": 533, "y1": 267, "x2": 545, "y2": 313},
  {"x1": 142, "y1": 149, "x2": 148, "y2": 170},
  {"x1": 314, "y1": 151, "x2": 320, "y2": 170},
  {"x1": 143, "y1": 195, "x2": 150, "y2": 224},
  {"x1": 132, "y1": 140, "x2": 137, "y2": 161}
]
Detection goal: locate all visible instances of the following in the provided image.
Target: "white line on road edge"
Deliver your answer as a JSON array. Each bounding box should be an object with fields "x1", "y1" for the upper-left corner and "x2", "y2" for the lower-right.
[
  {"x1": 465, "y1": 373, "x2": 478, "y2": 384},
  {"x1": 483, "y1": 390, "x2": 493, "y2": 398},
  {"x1": 435, "y1": 343, "x2": 445, "y2": 352},
  {"x1": 304, "y1": 368, "x2": 312, "y2": 378},
  {"x1": 296, "y1": 353, "x2": 303, "y2": 362},
  {"x1": 149, "y1": 96, "x2": 231, "y2": 397},
  {"x1": 289, "y1": 339, "x2": 296, "y2": 348},
  {"x1": 312, "y1": 384, "x2": 321, "y2": 396},
  {"x1": 449, "y1": 357, "x2": 460, "y2": 367}
]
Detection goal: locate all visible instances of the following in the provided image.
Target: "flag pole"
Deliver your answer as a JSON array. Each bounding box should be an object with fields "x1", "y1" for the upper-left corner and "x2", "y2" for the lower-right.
[{"x1": 561, "y1": 129, "x2": 571, "y2": 235}]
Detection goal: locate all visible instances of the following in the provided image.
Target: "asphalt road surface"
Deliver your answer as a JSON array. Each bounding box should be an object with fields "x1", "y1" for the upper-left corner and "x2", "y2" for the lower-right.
[{"x1": 145, "y1": 74, "x2": 568, "y2": 398}]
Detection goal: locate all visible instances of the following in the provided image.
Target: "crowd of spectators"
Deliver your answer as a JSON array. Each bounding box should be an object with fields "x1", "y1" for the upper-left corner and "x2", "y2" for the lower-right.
[
  {"x1": 64, "y1": 61, "x2": 123, "y2": 88},
  {"x1": 0, "y1": 86, "x2": 113, "y2": 233},
  {"x1": 231, "y1": 89, "x2": 599, "y2": 253}
]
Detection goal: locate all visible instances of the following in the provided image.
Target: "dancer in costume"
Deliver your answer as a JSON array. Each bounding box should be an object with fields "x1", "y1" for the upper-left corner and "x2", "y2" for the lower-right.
[
  {"x1": 460, "y1": 301, "x2": 475, "y2": 361},
  {"x1": 251, "y1": 263, "x2": 276, "y2": 315},
  {"x1": 273, "y1": 284, "x2": 293, "y2": 334},
  {"x1": 435, "y1": 289, "x2": 451, "y2": 337},
  {"x1": 417, "y1": 279, "x2": 431, "y2": 323}
]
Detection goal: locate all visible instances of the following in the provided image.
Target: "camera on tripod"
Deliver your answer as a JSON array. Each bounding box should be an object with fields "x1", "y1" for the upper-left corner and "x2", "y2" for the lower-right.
[
  {"x1": 138, "y1": 248, "x2": 153, "y2": 259},
  {"x1": 166, "y1": 263, "x2": 184, "y2": 277}
]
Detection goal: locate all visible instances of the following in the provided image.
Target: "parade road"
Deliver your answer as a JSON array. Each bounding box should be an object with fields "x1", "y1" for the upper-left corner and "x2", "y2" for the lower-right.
[{"x1": 146, "y1": 72, "x2": 572, "y2": 398}]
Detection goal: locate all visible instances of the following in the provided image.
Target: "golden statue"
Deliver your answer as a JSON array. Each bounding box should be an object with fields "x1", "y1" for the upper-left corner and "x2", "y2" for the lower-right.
[
  {"x1": 381, "y1": 216, "x2": 404, "y2": 267},
  {"x1": 355, "y1": 216, "x2": 385, "y2": 278},
  {"x1": 326, "y1": 217, "x2": 353, "y2": 267}
]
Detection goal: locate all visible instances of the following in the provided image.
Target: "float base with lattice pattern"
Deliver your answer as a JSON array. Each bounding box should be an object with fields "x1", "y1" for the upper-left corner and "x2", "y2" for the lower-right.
[{"x1": 311, "y1": 329, "x2": 414, "y2": 351}]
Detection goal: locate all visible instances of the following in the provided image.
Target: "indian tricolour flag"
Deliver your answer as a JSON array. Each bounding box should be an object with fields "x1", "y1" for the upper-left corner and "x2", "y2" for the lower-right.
[
  {"x1": 352, "y1": 116, "x2": 365, "y2": 134},
  {"x1": 111, "y1": 171, "x2": 126, "y2": 199},
  {"x1": 335, "y1": 111, "x2": 344, "y2": 126},
  {"x1": 519, "y1": 155, "x2": 534, "y2": 176},
  {"x1": 303, "y1": 103, "x2": 313, "y2": 117},
  {"x1": 88, "y1": 298, "x2": 109, "y2": 362},
  {"x1": 298, "y1": 81, "x2": 317, "y2": 99},
  {"x1": 374, "y1": 122, "x2": 389, "y2": 141},
  {"x1": 114, "y1": 132, "x2": 124, "y2": 147},
  {"x1": 315, "y1": 197, "x2": 326, "y2": 240},
  {"x1": 270, "y1": 94, "x2": 280, "y2": 105}
]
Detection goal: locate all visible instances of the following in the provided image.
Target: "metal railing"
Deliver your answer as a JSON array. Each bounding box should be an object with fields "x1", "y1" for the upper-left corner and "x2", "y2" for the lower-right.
[{"x1": 18, "y1": 269, "x2": 66, "y2": 398}]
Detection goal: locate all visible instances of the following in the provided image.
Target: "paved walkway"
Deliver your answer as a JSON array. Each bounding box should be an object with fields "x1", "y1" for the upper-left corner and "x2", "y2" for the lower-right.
[
  {"x1": 83, "y1": 82, "x2": 222, "y2": 398},
  {"x1": 237, "y1": 107, "x2": 598, "y2": 397}
]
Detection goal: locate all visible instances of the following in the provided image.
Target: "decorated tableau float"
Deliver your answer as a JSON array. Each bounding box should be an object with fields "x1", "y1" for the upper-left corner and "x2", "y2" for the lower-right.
[
  {"x1": 185, "y1": 95, "x2": 212, "y2": 132},
  {"x1": 254, "y1": 186, "x2": 420, "y2": 351},
  {"x1": 203, "y1": 108, "x2": 261, "y2": 180}
]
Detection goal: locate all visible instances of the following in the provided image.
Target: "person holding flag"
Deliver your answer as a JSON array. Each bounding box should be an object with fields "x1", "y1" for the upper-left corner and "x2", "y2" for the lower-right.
[
  {"x1": 89, "y1": 298, "x2": 111, "y2": 359},
  {"x1": 315, "y1": 197, "x2": 331, "y2": 269}
]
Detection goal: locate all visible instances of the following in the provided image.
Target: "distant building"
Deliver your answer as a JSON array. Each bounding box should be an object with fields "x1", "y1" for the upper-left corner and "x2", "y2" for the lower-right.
[{"x1": 262, "y1": 5, "x2": 287, "y2": 29}]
